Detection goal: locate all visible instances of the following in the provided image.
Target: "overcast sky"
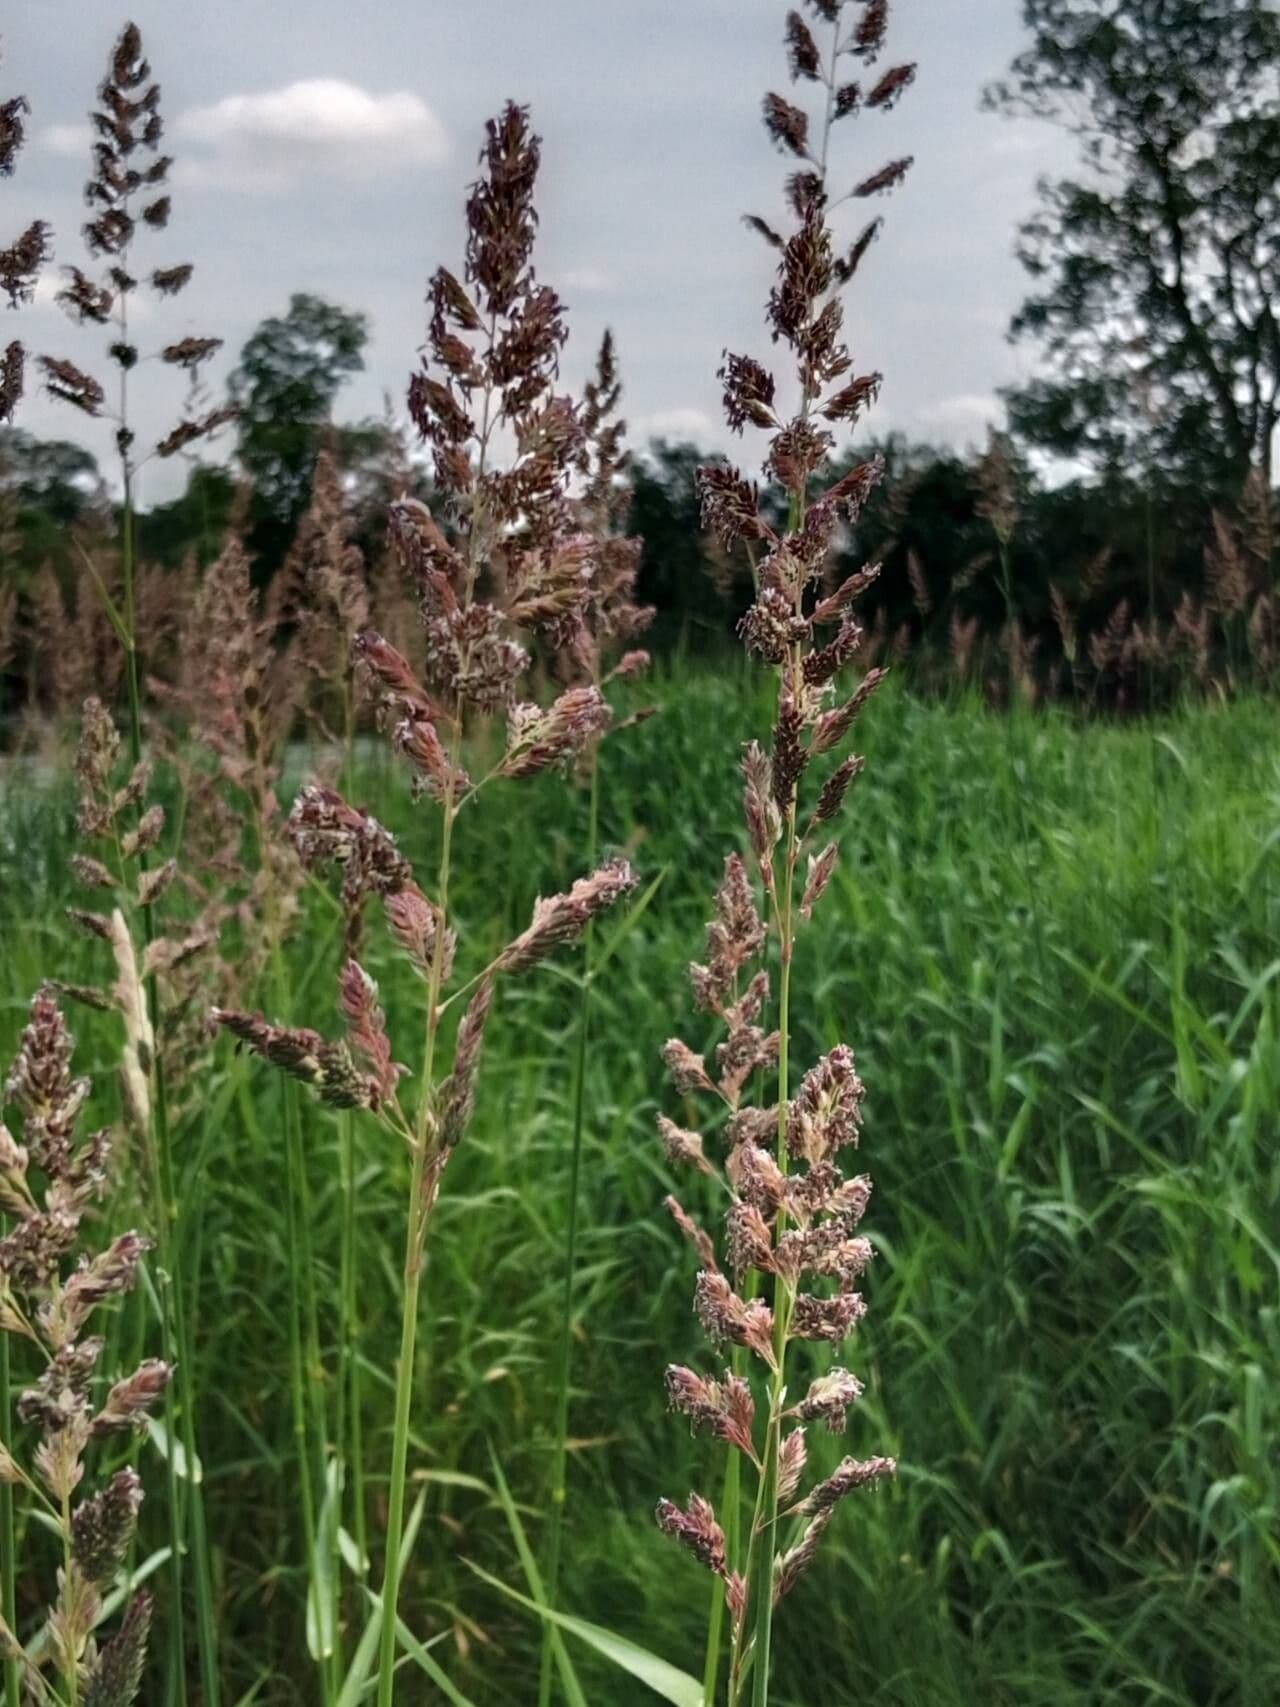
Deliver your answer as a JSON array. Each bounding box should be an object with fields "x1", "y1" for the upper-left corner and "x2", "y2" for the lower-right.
[{"x1": 4, "y1": 1, "x2": 1074, "y2": 503}]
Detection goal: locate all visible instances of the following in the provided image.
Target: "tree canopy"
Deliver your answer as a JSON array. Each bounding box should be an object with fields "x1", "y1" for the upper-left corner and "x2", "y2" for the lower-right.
[
  {"x1": 988, "y1": 0, "x2": 1280, "y2": 492},
  {"x1": 229, "y1": 292, "x2": 369, "y2": 563}
]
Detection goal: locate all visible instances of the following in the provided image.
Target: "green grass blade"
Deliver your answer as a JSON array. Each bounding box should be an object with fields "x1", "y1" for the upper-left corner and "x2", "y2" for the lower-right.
[
  {"x1": 389, "y1": 1620, "x2": 477, "y2": 1707},
  {"x1": 339, "y1": 1492, "x2": 428, "y2": 1707},
  {"x1": 307, "y1": 1459, "x2": 341, "y2": 1662},
  {"x1": 592, "y1": 869, "x2": 666, "y2": 976},
  {"x1": 487, "y1": 1448, "x2": 588, "y2": 1707},
  {"x1": 466, "y1": 1562, "x2": 704, "y2": 1707}
]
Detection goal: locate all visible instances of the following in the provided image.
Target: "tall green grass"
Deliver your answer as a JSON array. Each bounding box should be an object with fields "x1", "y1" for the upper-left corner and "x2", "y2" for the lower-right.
[{"x1": 1, "y1": 668, "x2": 1276, "y2": 1704}]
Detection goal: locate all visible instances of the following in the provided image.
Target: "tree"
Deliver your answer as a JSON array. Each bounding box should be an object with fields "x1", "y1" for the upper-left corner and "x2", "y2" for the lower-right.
[
  {"x1": 321, "y1": 404, "x2": 431, "y2": 567},
  {"x1": 987, "y1": 0, "x2": 1280, "y2": 493},
  {"x1": 629, "y1": 440, "x2": 751, "y2": 648},
  {"x1": 0, "y1": 427, "x2": 104, "y2": 583},
  {"x1": 134, "y1": 462, "x2": 238, "y2": 570},
  {"x1": 229, "y1": 293, "x2": 368, "y2": 564}
]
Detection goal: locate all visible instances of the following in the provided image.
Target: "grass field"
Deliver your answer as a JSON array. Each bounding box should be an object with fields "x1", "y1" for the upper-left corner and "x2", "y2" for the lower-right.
[{"x1": 2, "y1": 666, "x2": 1278, "y2": 1705}]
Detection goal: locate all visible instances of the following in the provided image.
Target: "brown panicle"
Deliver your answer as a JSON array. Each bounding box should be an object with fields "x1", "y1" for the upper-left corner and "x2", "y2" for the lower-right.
[
  {"x1": 246, "y1": 106, "x2": 648, "y2": 1692},
  {"x1": 43, "y1": 23, "x2": 229, "y2": 465},
  {"x1": 0, "y1": 59, "x2": 51, "y2": 423},
  {"x1": 657, "y1": 0, "x2": 909, "y2": 1663},
  {"x1": 1, "y1": 989, "x2": 169, "y2": 1691},
  {"x1": 552, "y1": 332, "x2": 654, "y2": 715}
]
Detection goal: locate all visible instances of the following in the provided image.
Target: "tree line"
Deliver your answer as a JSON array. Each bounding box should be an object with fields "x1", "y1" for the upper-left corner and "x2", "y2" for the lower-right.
[{"x1": 2, "y1": 0, "x2": 1277, "y2": 715}]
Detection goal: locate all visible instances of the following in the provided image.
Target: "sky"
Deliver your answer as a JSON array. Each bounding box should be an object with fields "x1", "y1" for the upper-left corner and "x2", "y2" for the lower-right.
[{"x1": 4, "y1": 1, "x2": 1076, "y2": 503}]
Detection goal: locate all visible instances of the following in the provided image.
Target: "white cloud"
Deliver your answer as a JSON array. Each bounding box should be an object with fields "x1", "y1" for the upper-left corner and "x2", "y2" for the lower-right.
[
  {"x1": 40, "y1": 123, "x2": 92, "y2": 157},
  {"x1": 636, "y1": 406, "x2": 716, "y2": 443},
  {"x1": 913, "y1": 391, "x2": 1003, "y2": 449},
  {"x1": 174, "y1": 79, "x2": 449, "y2": 192},
  {"x1": 561, "y1": 266, "x2": 618, "y2": 295},
  {"x1": 984, "y1": 120, "x2": 1066, "y2": 166}
]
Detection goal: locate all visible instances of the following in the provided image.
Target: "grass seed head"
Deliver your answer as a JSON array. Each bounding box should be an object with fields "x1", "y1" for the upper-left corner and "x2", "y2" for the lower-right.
[
  {"x1": 657, "y1": 0, "x2": 909, "y2": 1642},
  {"x1": 1, "y1": 989, "x2": 167, "y2": 1695},
  {"x1": 495, "y1": 859, "x2": 637, "y2": 975}
]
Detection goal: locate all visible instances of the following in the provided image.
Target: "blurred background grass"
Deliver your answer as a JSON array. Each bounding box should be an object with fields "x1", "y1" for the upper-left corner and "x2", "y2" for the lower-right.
[{"x1": 2, "y1": 665, "x2": 1277, "y2": 1705}]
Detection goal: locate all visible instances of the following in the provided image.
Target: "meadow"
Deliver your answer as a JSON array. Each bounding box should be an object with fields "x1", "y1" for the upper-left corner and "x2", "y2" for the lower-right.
[
  {"x1": 3, "y1": 3, "x2": 1279, "y2": 1703},
  {"x1": 2, "y1": 668, "x2": 1276, "y2": 1705}
]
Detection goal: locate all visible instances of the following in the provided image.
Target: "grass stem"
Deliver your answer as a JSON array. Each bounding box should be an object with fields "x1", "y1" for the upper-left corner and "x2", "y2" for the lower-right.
[
  {"x1": 374, "y1": 766, "x2": 460, "y2": 1707},
  {"x1": 537, "y1": 755, "x2": 601, "y2": 1707},
  {"x1": 118, "y1": 451, "x2": 205, "y2": 1707},
  {"x1": 0, "y1": 1339, "x2": 18, "y2": 1707}
]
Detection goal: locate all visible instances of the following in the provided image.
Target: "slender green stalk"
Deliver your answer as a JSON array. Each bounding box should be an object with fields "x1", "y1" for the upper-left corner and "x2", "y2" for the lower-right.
[
  {"x1": 375, "y1": 776, "x2": 459, "y2": 1707},
  {"x1": 743, "y1": 797, "x2": 797, "y2": 1707},
  {"x1": 142, "y1": 1131, "x2": 192, "y2": 1707},
  {"x1": 60, "y1": 1491, "x2": 78, "y2": 1707},
  {"x1": 336, "y1": 691, "x2": 366, "y2": 1637},
  {"x1": 0, "y1": 1339, "x2": 18, "y2": 1707},
  {"x1": 242, "y1": 729, "x2": 332, "y2": 1700},
  {"x1": 330, "y1": 1105, "x2": 354, "y2": 1689},
  {"x1": 233, "y1": 1046, "x2": 321, "y2": 1688},
  {"x1": 374, "y1": 1156, "x2": 433, "y2": 1707},
  {"x1": 268, "y1": 942, "x2": 332, "y2": 1705},
  {"x1": 284, "y1": 1084, "x2": 325, "y2": 1636},
  {"x1": 373, "y1": 313, "x2": 502, "y2": 1703},
  {"x1": 339, "y1": 1109, "x2": 369, "y2": 1570},
  {"x1": 537, "y1": 757, "x2": 601, "y2": 1707},
  {"x1": 117, "y1": 443, "x2": 194, "y2": 1707},
  {"x1": 293, "y1": 1107, "x2": 334, "y2": 1697},
  {"x1": 116, "y1": 310, "x2": 221, "y2": 1699},
  {"x1": 701, "y1": 1442, "x2": 740, "y2": 1704}
]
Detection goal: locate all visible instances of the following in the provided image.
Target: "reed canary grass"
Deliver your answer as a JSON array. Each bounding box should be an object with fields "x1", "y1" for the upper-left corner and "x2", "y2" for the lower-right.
[
  {"x1": 68, "y1": 698, "x2": 226, "y2": 1706},
  {"x1": 655, "y1": 5, "x2": 914, "y2": 1701},
  {"x1": 0, "y1": 61, "x2": 49, "y2": 1707},
  {"x1": 39, "y1": 28, "x2": 233, "y2": 1700},
  {"x1": 0, "y1": 54, "x2": 50, "y2": 431},
  {"x1": 537, "y1": 329, "x2": 654, "y2": 1707},
  {"x1": 0, "y1": 986, "x2": 171, "y2": 1707},
  {"x1": 215, "y1": 103, "x2": 637, "y2": 1707}
]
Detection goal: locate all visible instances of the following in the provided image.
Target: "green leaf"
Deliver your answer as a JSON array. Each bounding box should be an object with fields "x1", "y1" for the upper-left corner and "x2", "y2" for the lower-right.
[
  {"x1": 74, "y1": 537, "x2": 130, "y2": 648},
  {"x1": 593, "y1": 869, "x2": 666, "y2": 976},
  {"x1": 466, "y1": 1562, "x2": 704, "y2": 1707},
  {"x1": 306, "y1": 1459, "x2": 341, "y2": 1660},
  {"x1": 146, "y1": 1417, "x2": 203, "y2": 1483},
  {"x1": 26, "y1": 1548, "x2": 172, "y2": 1662},
  {"x1": 390, "y1": 1618, "x2": 478, "y2": 1707},
  {"x1": 338, "y1": 1491, "x2": 426, "y2": 1707},
  {"x1": 1152, "y1": 733, "x2": 1189, "y2": 777},
  {"x1": 411, "y1": 1468, "x2": 491, "y2": 1493},
  {"x1": 100, "y1": 1547, "x2": 174, "y2": 1621},
  {"x1": 337, "y1": 1525, "x2": 368, "y2": 1579},
  {"x1": 336, "y1": 1610, "x2": 383, "y2": 1707},
  {"x1": 486, "y1": 1449, "x2": 588, "y2": 1707}
]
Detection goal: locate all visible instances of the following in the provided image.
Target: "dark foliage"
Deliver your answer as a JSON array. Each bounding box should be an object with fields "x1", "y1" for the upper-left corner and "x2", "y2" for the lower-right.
[{"x1": 987, "y1": 0, "x2": 1280, "y2": 490}]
